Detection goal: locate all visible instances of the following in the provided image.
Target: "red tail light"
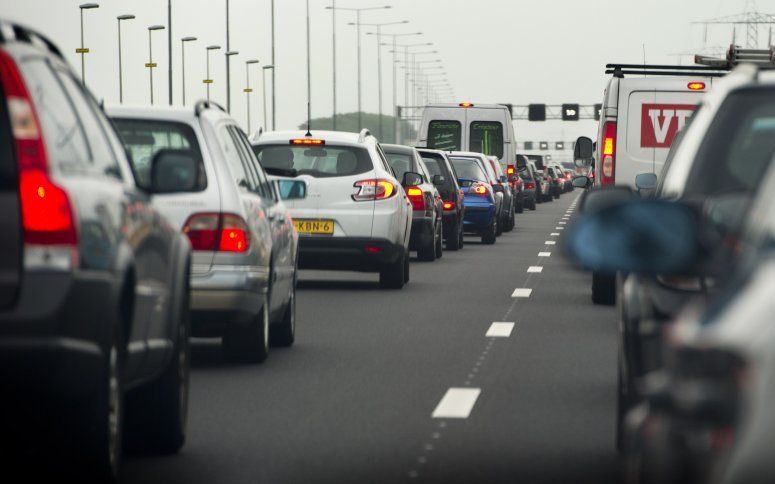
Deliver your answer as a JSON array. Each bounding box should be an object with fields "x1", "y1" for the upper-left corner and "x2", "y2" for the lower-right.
[
  {"x1": 471, "y1": 182, "x2": 489, "y2": 196},
  {"x1": 406, "y1": 187, "x2": 425, "y2": 211},
  {"x1": 183, "y1": 212, "x2": 250, "y2": 253},
  {"x1": 0, "y1": 49, "x2": 77, "y2": 247},
  {"x1": 352, "y1": 179, "x2": 396, "y2": 201},
  {"x1": 600, "y1": 121, "x2": 617, "y2": 185},
  {"x1": 506, "y1": 165, "x2": 515, "y2": 175},
  {"x1": 526, "y1": 182, "x2": 536, "y2": 189},
  {"x1": 443, "y1": 201, "x2": 455, "y2": 211}
]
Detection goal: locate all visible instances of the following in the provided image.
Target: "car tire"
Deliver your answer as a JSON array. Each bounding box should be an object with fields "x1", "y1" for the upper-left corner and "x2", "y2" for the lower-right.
[
  {"x1": 554, "y1": 190, "x2": 560, "y2": 200},
  {"x1": 529, "y1": 198, "x2": 537, "y2": 211},
  {"x1": 417, "y1": 233, "x2": 436, "y2": 262},
  {"x1": 434, "y1": 223, "x2": 443, "y2": 259},
  {"x1": 458, "y1": 222, "x2": 465, "y2": 249},
  {"x1": 592, "y1": 271, "x2": 616, "y2": 305},
  {"x1": 482, "y1": 220, "x2": 497, "y2": 245},
  {"x1": 380, "y1": 250, "x2": 406, "y2": 289},
  {"x1": 403, "y1": 250, "x2": 410, "y2": 284},
  {"x1": 446, "y1": 220, "x2": 462, "y2": 251},
  {"x1": 270, "y1": 272, "x2": 296, "y2": 347},
  {"x1": 505, "y1": 207, "x2": 515, "y2": 232},
  {"x1": 223, "y1": 295, "x2": 270, "y2": 363},
  {"x1": 495, "y1": 215, "x2": 503, "y2": 236},
  {"x1": 516, "y1": 201, "x2": 524, "y2": 214}
]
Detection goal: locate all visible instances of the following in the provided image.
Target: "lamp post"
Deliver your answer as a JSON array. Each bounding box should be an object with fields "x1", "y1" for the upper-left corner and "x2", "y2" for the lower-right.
[
  {"x1": 77, "y1": 3, "x2": 99, "y2": 86},
  {"x1": 262, "y1": 65, "x2": 274, "y2": 130},
  {"x1": 180, "y1": 36, "x2": 197, "y2": 106},
  {"x1": 168, "y1": 0, "x2": 173, "y2": 105},
  {"x1": 305, "y1": 0, "x2": 312, "y2": 133},
  {"x1": 225, "y1": 0, "x2": 233, "y2": 112},
  {"x1": 116, "y1": 14, "x2": 135, "y2": 104},
  {"x1": 225, "y1": 50, "x2": 239, "y2": 110},
  {"x1": 205, "y1": 45, "x2": 221, "y2": 102},
  {"x1": 328, "y1": 0, "x2": 337, "y2": 130},
  {"x1": 373, "y1": 33, "x2": 424, "y2": 141},
  {"x1": 147, "y1": 25, "x2": 166, "y2": 105},
  {"x1": 270, "y1": 0, "x2": 276, "y2": 130},
  {"x1": 244, "y1": 59, "x2": 259, "y2": 134},
  {"x1": 326, "y1": 5, "x2": 391, "y2": 131},
  {"x1": 393, "y1": 42, "x2": 432, "y2": 142}
]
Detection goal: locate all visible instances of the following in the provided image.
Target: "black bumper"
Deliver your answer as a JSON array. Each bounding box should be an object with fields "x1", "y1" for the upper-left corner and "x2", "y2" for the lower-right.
[
  {"x1": 298, "y1": 236, "x2": 403, "y2": 272},
  {"x1": 409, "y1": 217, "x2": 434, "y2": 250}
]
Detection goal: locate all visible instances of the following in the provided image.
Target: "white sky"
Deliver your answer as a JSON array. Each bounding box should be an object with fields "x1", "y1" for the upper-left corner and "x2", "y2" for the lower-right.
[{"x1": 4, "y1": 0, "x2": 764, "y2": 159}]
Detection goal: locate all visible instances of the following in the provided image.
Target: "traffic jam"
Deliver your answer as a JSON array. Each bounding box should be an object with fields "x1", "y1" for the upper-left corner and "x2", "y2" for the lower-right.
[{"x1": 2, "y1": 1, "x2": 775, "y2": 483}]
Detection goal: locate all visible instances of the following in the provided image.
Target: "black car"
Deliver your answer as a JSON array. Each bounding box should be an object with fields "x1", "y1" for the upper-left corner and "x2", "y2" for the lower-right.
[
  {"x1": 383, "y1": 144, "x2": 444, "y2": 261},
  {"x1": 0, "y1": 24, "x2": 192, "y2": 480},
  {"x1": 417, "y1": 148, "x2": 465, "y2": 251},
  {"x1": 516, "y1": 155, "x2": 537, "y2": 210}
]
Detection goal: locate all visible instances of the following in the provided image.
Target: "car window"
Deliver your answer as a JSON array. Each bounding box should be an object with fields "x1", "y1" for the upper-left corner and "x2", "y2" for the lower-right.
[
  {"x1": 427, "y1": 120, "x2": 461, "y2": 151},
  {"x1": 420, "y1": 155, "x2": 444, "y2": 178},
  {"x1": 384, "y1": 151, "x2": 415, "y2": 184},
  {"x1": 230, "y1": 127, "x2": 274, "y2": 200},
  {"x1": 253, "y1": 144, "x2": 373, "y2": 178},
  {"x1": 113, "y1": 118, "x2": 206, "y2": 191},
  {"x1": 416, "y1": 155, "x2": 432, "y2": 183},
  {"x1": 450, "y1": 157, "x2": 488, "y2": 182},
  {"x1": 219, "y1": 126, "x2": 254, "y2": 191},
  {"x1": 19, "y1": 59, "x2": 91, "y2": 173},
  {"x1": 470, "y1": 121, "x2": 504, "y2": 159}
]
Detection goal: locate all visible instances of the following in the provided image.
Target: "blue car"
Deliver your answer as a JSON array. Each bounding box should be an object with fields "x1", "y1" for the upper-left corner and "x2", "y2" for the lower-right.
[{"x1": 449, "y1": 157, "x2": 498, "y2": 244}]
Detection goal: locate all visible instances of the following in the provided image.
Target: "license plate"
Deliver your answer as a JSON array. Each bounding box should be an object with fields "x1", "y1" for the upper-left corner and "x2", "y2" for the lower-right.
[{"x1": 293, "y1": 219, "x2": 335, "y2": 235}]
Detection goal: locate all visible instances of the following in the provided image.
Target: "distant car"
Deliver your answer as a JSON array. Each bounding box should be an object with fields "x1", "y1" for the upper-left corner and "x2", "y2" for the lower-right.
[
  {"x1": 546, "y1": 166, "x2": 562, "y2": 199},
  {"x1": 417, "y1": 148, "x2": 465, "y2": 251},
  {"x1": 451, "y1": 152, "x2": 505, "y2": 236},
  {"x1": 382, "y1": 144, "x2": 444, "y2": 261},
  {"x1": 0, "y1": 24, "x2": 191, "y2": 479},
  {"x1": 517, "y1": 155, "x2": 537, "y2": 211},
  {"x1": 487, "y1": 156, "x2": 516, "y2": 232},
  {"x1": 449, "y1": 156, "x2": 499, "y2": 244},
  {"x1": 252, "y1": 130, "x2": 414, "y2": 289},
  {"x1": 529, "y1": 161, "x2": 551, "y2": 203}
]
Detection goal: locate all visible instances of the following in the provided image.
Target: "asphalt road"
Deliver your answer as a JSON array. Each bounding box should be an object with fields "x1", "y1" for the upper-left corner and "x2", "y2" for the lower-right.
[{"x1": 121, "y1": 191, "x2": 622, "y2": 484}]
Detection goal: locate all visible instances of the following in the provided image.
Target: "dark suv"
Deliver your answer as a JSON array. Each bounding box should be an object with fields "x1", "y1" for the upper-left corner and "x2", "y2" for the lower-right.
[
  {"x1": 0, "y1": 23, "x2": 192, "y2": 479},
  {"x1": 417, "y1": 148, "x2": 465, "y2": 250}
]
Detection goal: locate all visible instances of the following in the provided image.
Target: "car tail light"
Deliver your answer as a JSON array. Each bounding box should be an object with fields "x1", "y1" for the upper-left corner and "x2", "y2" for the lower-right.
[
  {"x1": 183, "y1": 212, "x2": 250, "y2": 253},
  {"x1": 471, "y1": 182, "x2": 488, "y2": 196},
  {"x1": 506, "y1": 165, "x2": 515, "y2": 176},
  {"x1": 443, "y1": 201, "x2": 455, "y2": 211},
  {"x1": 600, "y1": 121, "x2": 617, "y2": 185},
  {"x1": 406, "y1": 186, "x2": 425, "y2": 211},
  {"x1": 352, "y1": 179, "x2": 396, "y2": 201},
  {"x1": 526, "y1": 182, "x2": 536, "y2": 189},
  {"x1": 0, "y1": 49, "x2": 78, "y2": 249}
]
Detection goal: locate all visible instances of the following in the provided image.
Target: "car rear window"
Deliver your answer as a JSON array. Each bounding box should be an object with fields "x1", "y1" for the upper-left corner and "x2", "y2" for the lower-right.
[
  {"x1": 253, "y1": 144, "x2": 372, "y2": 178},
  {"x1": 427, "y1": 120, "x2": 461, "y2": 151},
  {"x1": 450, "y1": 157, "x2": 487, "y2": 182},
  {"x1": 470, "y1": 121, "x2": 504, "y2": 159},
  {"x1": 113, "y1": 118, "x2": 206, "y2": 191},
  {"x1": 383, "y1": 151, "x2": 415, "y2": 183}
]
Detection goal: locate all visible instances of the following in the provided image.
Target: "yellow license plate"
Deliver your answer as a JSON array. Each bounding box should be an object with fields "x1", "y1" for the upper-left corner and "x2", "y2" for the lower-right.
[{"x1": 293, "y1": 219, "x2": 335, "y2": 235}]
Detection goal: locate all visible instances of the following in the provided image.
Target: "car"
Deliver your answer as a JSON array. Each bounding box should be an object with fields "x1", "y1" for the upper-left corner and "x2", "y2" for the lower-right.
[
  {"x1": 487, "y1": 155, "x2": 516, "y2": 232},
  {"x1": 417, "y1": 148, "x2": 465, "y2": 251},
  {"x1": 382, "y1": 144, "x2": 444, "y2": 261},
  {"x1": 0, "y1": 24, "x2": 191, "y2": 479},
  {"x1": 448, "y1": 155, "x2": 499, "y2": 244},
  {"x1": 546, "y1": 165, "x2": 563, "y2": 200},
  {"x1": 529, "y1": 161, "x2": 551, "y2": 203},
  {"x1": 110, "y1": 102, "x2": 303, "y2": 363},
  {"x1": 252, "y1": 130, "x2": 414, "y2": 289},
  {"x1": 450, "y1": 152, "x2": 505, "y2": 235},
  {"x1": 517, "y1": 155, "x2": 537, "y2": 211},
  {"x1": 419, "y1": 102, "x2": 518, "y2": 172}
]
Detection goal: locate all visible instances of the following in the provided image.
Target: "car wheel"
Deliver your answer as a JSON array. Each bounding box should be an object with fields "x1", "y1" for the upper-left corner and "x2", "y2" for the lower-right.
[
  {"x1": 505, "y1": 207, "x2": 515, "y2": 232},
  {"x1": 380, "y1": 250, "x2": 406, "y2": 289},
  {"x1": 434, "y1": 223, "x2": 443, "y2": 259},
  {"x1": 554, "y1": 190, "x2": 560, "y2": 200},
  {"x1": 516, "y1": 201, "x2": 524, "y2": 214},
  {"x1": 592, "y1": 271, "x2": 616, "y2": 305},
  {"x1": 458, "y1": 222, "x2": 465, "y2": 248},
  {"x1": 482, "y1": 220, "x2": 497, "y2": 245},
  {"x1": 495, "y1": 215, "x2": 503, "y2": 236},
  {"x1": 223, "y1": 294, "x2": 270, "y2": 363},
  {"x1": 446, "y1": 219, "x2": 462, "y2": 251},
  {"x1": 417, "y1": 231, "x2": 436, "y2": 262},
  {"x1": 270, "y1": 271, "x2": 296, "y2": 347},
  {"x1": 403, "y1": 250, "x2": 410, "y2": 284}
]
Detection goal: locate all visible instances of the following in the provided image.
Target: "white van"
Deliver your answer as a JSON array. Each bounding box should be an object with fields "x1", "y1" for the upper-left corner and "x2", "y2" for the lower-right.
[
  {"x1": 594, "y1": 65, "x2": 725, "y2": 188},
  {"x1": 419, "y1": 103, "x2": 516, "y2": 172}
]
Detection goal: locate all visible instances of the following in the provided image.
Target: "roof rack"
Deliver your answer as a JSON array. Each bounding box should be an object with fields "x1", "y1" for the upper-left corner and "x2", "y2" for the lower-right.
[
  {"x1": 194, "y1": 99, "x2": 227, "y2": 117},
  {"x1": 694, "y1": 44, "x2": 775, "y2": 70},
  {"x1": 357, "y1": 128, "x2": 372, "y2": 143},
  {"x1": 605, "y1": 64, "x2": 729, "y2": 78},
  {"x1": 0, "y1": 20, "x2": 64, "y2": 60}
]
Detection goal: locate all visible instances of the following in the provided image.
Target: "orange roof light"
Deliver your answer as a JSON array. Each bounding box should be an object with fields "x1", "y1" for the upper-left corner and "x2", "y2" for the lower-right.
[
  {"x1": 459, "y1": 102, "x2": 474, "y2": 108},
  {"x1": 687, "y1": 82, "x2": 706, "y2": 91},
  {"x1": 290, "y1": 138, "x2": 325, "y2": 145}
]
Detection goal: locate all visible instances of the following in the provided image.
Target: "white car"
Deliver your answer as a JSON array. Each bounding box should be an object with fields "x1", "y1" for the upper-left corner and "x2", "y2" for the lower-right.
[{"x1": 252, "y1": 130, "x2": 415, "y2": 289}]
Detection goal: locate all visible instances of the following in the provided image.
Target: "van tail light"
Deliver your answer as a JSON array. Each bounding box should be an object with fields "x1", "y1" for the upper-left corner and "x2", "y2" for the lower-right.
[
  {"x1": 183, "y1": 212, "x2": 250, "y2": 253},
  {"x1": 352, "y1": 179, "x2": 396, "y2": 201},
  {"x1": 443, "y1": 201, "x2": 455, "y2": 211},
  {"x1": 406, "y1": 187, "x2": 425, "y2": 211},
  {"x1": 0, "y1": 49, "x2": 78, "y2": 265},
  {"x1": 601, "y1": 121, "x2": 617, "y2": 185}
]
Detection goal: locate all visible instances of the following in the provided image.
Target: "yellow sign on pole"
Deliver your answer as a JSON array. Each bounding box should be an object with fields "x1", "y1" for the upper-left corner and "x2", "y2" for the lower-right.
[
  {"x1": 145, "y1": 63, "x2": 158, "y2": 68},
  {"x1": 75, "y1": 48, "x2": 90, "y2": 54},
  {"x1": 203, "y1": 79, "x2": 214, "y2": 84}
]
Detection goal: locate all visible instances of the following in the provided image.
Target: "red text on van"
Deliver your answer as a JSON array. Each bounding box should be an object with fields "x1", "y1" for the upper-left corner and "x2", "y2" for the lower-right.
[{"x1": 641, "y1": 104, "x2": 697, "y2": 148}]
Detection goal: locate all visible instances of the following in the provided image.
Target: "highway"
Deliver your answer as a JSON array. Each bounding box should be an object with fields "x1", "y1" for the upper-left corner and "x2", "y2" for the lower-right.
[{"x1": 121, "y1": 193, "x2": 621, "y2": 484}]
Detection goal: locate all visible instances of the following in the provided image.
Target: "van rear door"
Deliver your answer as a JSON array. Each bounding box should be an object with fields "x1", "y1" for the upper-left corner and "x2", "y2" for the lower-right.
[
  {"x1": 466, "y1": 107, "x2": 510, "y2": 165},
  {"x1": 618, "y1": 77, "x2": 711, "y2": 184}
]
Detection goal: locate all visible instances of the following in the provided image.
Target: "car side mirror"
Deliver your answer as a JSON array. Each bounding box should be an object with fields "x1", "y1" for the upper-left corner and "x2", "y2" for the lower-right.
[
  {"x1": 572, "y1": 176, "x2": 591, "y2": 189},
  {"x1": 635, "y1": 172, "x2": 658, "y2": 194},
  {"x1": 564, "y1": 200, "x2": 700, "y2": 274},
  {"x1": 574, "y1": 136, "x2": 594, "y2": 167},
  {"x1": 147, "y1": 149, "x2": 200, "y2": 194},
  {"x1": 578, "y1": 185, "x2": 636, "y2": 215},
  {"x1": 275, "y1": 179, "x2": 307, "y2": 201},
  {"x1": 432, "y1": 174, "x2": 445, "y2": 186},
  {"x1": 402, "y1": 171, "x2": 423, "y2": 188}
]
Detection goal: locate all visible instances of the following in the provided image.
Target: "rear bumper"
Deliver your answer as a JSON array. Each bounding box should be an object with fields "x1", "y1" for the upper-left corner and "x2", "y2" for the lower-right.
[
  {"x1": 298, "y1": 236, "x2": 402, "y2": 272},
  {"x1": 463, "y1": 200, "x2": 496, "y2": 231},
  {"x1": 409, "y1": 217, "x2": 435, "y2": 250}
]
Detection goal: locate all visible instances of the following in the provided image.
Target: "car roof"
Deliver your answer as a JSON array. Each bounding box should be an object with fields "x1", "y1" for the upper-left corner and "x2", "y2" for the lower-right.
[
  {"x1": 425, "y1": 103, "x2": 509, "y2": 110},
  {"x1": 381, "y1": 144, "x2": 415, "y2": 154},
  {"x1": 449, "y1": 151, "x2": 487, "y2": 159},
  {"x1": 106, "y1": 103, "x2": 234, "y2": 124}
]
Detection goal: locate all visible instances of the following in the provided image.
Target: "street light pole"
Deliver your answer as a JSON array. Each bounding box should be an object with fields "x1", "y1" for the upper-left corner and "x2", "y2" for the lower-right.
[
  {"x1": 147, "y1": 25, "x2": 166, "y2": 105},
  {"x1": 225, "y1": 0, "x2": 232, "y2": 112},
  {"x1": 262, "y1": 65, "x2": 274, "y2": 130},
  {"x1": 271, "y1": 0, "x2": 276, "y2": 129},
  {"x1": 225, "y1": 50, "x2": 239, "y2": 110},
  {"x1": 330, "y1": 0, "x2": 337, "y2": 130},
  {"x1": 77, "y1": 3, "x2": 99, "y2": 87},
  {"x1": 168, "y1": 0, "x2": 173, "y2": 105},
  {"x1": 117, "y1": 14, "x2": 135, "y2": 104},
  {"x1": 305, "y1": 0, "x2": 312, "y2": 133},
  {"x1": 181, "y1": 36, "x2": 197, "y2": 106},
  {"x1": 205, "y1": 45, "x2": 221, "y2": 102},
  {"x1": 245, "y1": 59, "x2": 259, "y2": 134}
]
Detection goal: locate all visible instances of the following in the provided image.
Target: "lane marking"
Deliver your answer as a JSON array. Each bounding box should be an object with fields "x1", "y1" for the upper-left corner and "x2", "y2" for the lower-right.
[
  {"x1": 486, "y1": 322, "x2": 515, "y2": 338},
  {"x1": 432, "y1": 388, "x2": 481, "y2": 419},
  {"x1": 556, "y1": 227, "x2": 565, "y2": 230},
  {"x1": 545, "y1": 241, "x2": 556, "y2": 245},
  {"x1": 527, "y1": 266, "x2": 543, "y2": 273},
  {"x1": 538, "y1": 252, "x2": 551, "y2": 257},
  {"x1": 551, "y1": 232, "x2": 560, "y2": 236},
  {"x1": 559, "y1": 221, "x2": 567, "y2": 225},
  {"x1": 512, "y1": 288, "x2": 532, "y2": 298}
]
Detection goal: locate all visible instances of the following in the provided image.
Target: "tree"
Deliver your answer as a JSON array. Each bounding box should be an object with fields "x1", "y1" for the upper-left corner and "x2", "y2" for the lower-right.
[{"x1": 297, "y1": 112, "x2": 417, "y2": 144}]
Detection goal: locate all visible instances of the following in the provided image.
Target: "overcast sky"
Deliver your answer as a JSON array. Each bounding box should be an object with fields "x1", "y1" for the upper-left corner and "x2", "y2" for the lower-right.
[{"x1": 4, "y1": 0, "x2": 763, "y2": 158}]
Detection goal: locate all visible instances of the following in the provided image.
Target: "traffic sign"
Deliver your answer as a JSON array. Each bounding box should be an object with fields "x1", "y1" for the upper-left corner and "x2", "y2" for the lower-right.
[
  {"x1": 562, "y1": 104, "x2": 580, "y2": 121},
  {"x1": 529, "y1": 104, "x2": 546, "y2": 122}
]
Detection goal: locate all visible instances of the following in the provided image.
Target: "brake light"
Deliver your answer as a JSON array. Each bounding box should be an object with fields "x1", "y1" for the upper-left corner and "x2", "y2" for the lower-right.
[
  {"x1": 443, "y1": 201, "x2": 455, "y2": 211},
  {"x1": 352, "y1": 179, "x2": 396, "y2": 201},
  {"x1": 406, "y1": 187, "x2": 425, "y2": 211},
  {"x1": 290, "y1": 138, "x2": 324, "y2": 145},
  {"x1": 600, "y1": 121, "x2": 617, "y2": 185},
  {"x1": 183, "y1": 212, "x2": 250, "y2": 252},
  {"x1": 459, "y1": 102, "x2": 474, "y2": 108},
  {"x1": 506, "y1": 165, "x2": 515, "y2": 175},
  {"x1": 471, "y1": 183, "x2": 488, "y2": 196},
  {"x1": 0, "y1": 49, "x2": 78, "y2": 247},
  {"x1": 688, "y1": 82, "x2": 706, "y2": 91},
  {"x1": 526, "y1": 182, "x2": 535, "y2": 189}
]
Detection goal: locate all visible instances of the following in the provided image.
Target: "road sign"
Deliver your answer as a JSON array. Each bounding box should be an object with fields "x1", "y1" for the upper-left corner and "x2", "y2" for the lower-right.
[
  {"x1": 562, "y1": 104, "x2": 580, "y2": 121},
  {"x1": 555, "y1": 142, "x2": 565, "y2": 150},
  {"x1": 594, "y1": 103, "x2": 602, "y2": 121},
  {"x1": 529, "y1": 104, "x2": 546, "y2": 122},
  {"x1": 524, "y1": 141, "x2": 534, "y2": 150},
  {"x1": 539, "y1": 142, "x2": 549, "y2": 151}
]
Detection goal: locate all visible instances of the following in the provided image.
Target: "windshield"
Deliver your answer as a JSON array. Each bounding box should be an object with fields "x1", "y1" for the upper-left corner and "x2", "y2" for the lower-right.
[
  {"x1": 253, "y1": 144, "x2": 372, "y2": 178},
  {"x1": 450, "y1": 157, "x2": 487, "y2": 182}
]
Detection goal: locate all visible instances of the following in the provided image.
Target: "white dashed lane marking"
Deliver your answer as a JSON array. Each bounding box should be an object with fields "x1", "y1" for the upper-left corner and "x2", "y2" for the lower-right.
[
  {"x1": 512, "y1": 288, "x2": 533, "y2": 298},
  {"x1": 545, "y1": 241, "x2": 556, "y2": 245},
  {"x1": 538, "y1": 252, "x2": 551, "y2": 257},
  {"x1": 556, "y1": 227, "x2": 565, "y2": 230},
  {"x1": 432, "y1": 388, "x2": 482, "y2": 419},
  {"x1": 527, "y1": 266, "x2": 543, "y2": 273},
  {"x1": 551, "y1": 232, "x2": 560, "y2": 236},
  {"x1": 486, "y1": 322, "x2": 515, "y2": 338}
]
